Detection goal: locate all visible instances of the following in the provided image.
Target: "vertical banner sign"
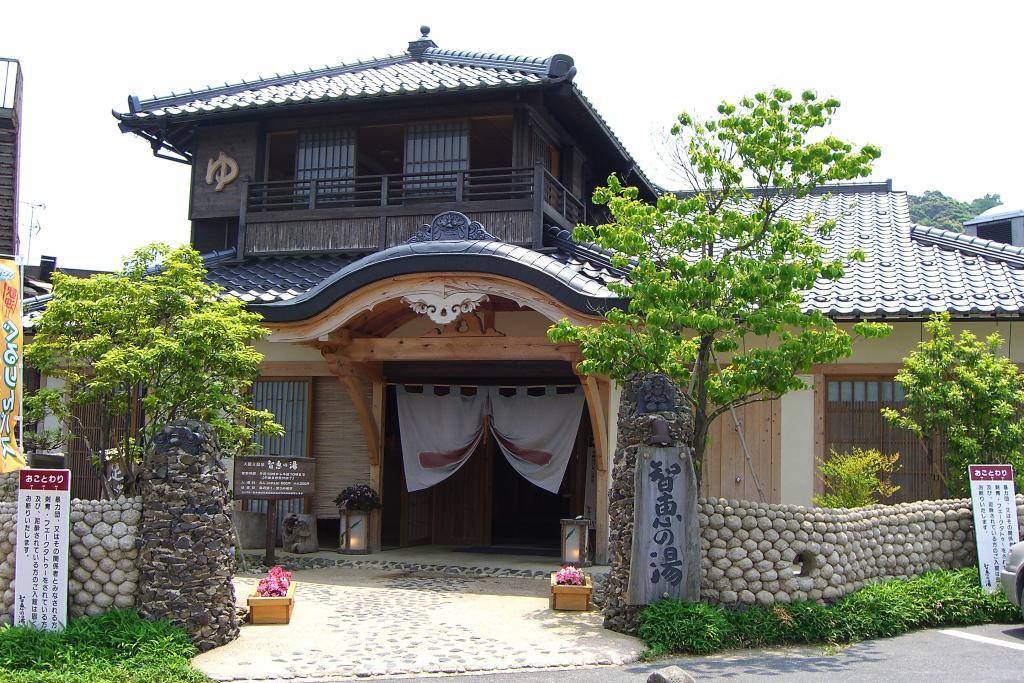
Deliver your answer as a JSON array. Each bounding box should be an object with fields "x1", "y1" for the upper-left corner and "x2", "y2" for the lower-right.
[
  {"x1": 0, "y1": 258, "x2": 23, "y2": 472},
  {"x1": 15, "y1": 469, "x2": 71, "y2": 630},
  {"x1": 627, "y1": 446, "x2": 699, "y2": 605},
  {"x1": 969, "y1": 464, "x2": 1020, "y2": 591}
]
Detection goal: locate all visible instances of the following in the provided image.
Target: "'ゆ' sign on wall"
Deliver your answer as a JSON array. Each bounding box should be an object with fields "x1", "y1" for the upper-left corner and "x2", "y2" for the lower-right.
[{"x1": 15, "y1": 469, "x2": 70, "y2": 630}]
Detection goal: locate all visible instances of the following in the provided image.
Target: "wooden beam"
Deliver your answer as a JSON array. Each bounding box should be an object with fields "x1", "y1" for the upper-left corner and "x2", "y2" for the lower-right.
[
  {"x1": 344, "y1": 336, "x2": 580, "y2": 363},
  {"x1": 579, "y1": 375, "x2": 608, "y2": 473}
]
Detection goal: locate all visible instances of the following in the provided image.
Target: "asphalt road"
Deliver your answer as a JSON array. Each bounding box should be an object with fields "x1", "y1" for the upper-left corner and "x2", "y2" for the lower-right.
[{"x1": 374, "y1": 623, "x2": 1024, "y2": 683}]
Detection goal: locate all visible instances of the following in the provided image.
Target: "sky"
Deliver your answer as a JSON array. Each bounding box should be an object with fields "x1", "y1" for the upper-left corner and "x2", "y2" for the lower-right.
[{"x1": 4, "y1": 0, "x2": 1023, "y2": 270}]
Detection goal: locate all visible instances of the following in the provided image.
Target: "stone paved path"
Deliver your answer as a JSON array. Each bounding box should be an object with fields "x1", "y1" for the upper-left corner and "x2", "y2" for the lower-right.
[{"x1": 193, "y1": 567, "x2": 641, "y2": 681}]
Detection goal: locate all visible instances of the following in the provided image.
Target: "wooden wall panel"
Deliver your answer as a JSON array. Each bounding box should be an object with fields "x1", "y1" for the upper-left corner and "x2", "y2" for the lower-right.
[
  {"x1": 701, "y1": 400, "x2": 780, "y2": 503},
  {"x1": 385, "y1": 210, "x2": 532, "y2": 246},
  {"x1": 311, "y1": 376, "x2": 371, "y2": 516},
  {"x1": 245, "y1": 218, "x2": 379, "y2": 254},
  {"x1": 190, "y1": 123, "x2": 259, "y2": 220}
]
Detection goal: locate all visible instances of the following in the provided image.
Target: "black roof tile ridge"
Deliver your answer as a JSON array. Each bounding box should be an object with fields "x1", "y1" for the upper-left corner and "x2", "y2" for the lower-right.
[
  {"x1": 544, "y1": 225, "x2": 633, "y2": 278},
  {"x1": 675, "y1": 180, "x2": 895, "y2": 199},
  {"x1": 200, "y1": 247, "x2": 238, "y2": 266},
  {"x1": 123, "y1": 54, "x2": 411, "y2": 116},
  {"x1": 422, "y1": 48, "x2": 550, "y2": 73},
  {"x1": 910, "y1": 224, "x2": 1024, "y2": 269}
]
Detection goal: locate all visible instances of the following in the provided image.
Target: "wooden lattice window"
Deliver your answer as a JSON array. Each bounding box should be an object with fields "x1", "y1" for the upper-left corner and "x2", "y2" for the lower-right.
[{"x1": 824, "y1": 377, "x2": 945, "y2": 502}]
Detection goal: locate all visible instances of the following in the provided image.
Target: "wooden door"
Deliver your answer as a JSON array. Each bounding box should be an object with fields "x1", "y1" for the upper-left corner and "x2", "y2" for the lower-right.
[
  {"x1": 431, "y1": 436, "x2": 493, "y2": 546},
  {"x1": 701, "y1": 400, "x2": 781, "y2": 503},
  {"x1": 401, "y1": 479, "x2": 433, "y2": 546}
]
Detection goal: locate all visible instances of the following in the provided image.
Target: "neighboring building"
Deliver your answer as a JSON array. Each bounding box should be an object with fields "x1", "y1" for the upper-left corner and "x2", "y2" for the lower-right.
[
  {"x1": 0, "y1": 57, "x2": 20, "y2": 258},
  {"x1": 964, "y1": 204, "x2": 1024, "y2": 247},
  {"x1": 111, "y1": 29, "x2": 1024, "y2": 561}
]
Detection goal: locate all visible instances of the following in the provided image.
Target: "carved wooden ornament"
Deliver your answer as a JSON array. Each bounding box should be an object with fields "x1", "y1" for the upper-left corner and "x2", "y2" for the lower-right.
[{"x1": 401, "y1": 292, "x2": 489, "y2": 325}]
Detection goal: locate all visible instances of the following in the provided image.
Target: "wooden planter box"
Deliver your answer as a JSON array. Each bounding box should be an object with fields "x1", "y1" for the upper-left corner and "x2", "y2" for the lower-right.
[
  {"x1": 247, "y1": 581, "x2": 295, "y2": 624},
  {"x1": 550, "y1": 573, "x2": 592, "y2": 611}
]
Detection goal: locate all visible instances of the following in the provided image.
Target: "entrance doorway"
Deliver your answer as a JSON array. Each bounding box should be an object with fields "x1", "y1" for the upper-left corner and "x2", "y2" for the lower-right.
[{"x1": 380, "y1": 368, "x2": 593, "y2": 551}]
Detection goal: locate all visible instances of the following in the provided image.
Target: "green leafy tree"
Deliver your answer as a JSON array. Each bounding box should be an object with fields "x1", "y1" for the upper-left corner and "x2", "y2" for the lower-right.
[
  {"x1": 881, "y1": 312, "x2": 1024, "y2": 497},
  {"x1": 25, "y1": 243, "x2": 281, "y2": 497},
  {"x1": 549, "y1": 88, "x2": 890, "y2": 481},
  {"x1": 812, "y1": 448, "x2": 901, "y2": 508},
  {"x1": 909, "y1": 190, "x2": 1002, "y2": 231}
]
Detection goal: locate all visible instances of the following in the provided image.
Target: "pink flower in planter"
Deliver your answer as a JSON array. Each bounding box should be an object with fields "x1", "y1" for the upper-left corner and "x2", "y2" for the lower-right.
[
  {"x1": 555, "y1": 564, "x2": 585, "y2": 586},
  {"x1": 256, "y1": 565, "x2": 293, "y2": 597}
]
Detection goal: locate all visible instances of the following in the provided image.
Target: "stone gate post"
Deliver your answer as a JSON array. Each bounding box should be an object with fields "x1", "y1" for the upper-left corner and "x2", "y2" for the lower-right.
[
  {"x1": 603, "y1": 373, "x2": 698, "y2": 634},
  {"x1": 137, "y1": 420, "x2": 239, "y2": 650}
]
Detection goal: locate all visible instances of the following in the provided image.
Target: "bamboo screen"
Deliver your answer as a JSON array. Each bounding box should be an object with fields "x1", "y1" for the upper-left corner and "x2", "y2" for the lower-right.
[{"x1": 244, "y1": 379, "x2": 310, "y2": 524}]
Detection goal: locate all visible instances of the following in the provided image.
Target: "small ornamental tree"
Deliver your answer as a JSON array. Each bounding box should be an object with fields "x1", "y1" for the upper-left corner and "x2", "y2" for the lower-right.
[
  {"x1": 549, "y1": 89, "x2": 890, "y2": 482},
  {"x1": 25, "y1": 243, "x2": 281, "y2": 497},
  {"x1": 882, "y1": 312, "x2": 1024, "y2": 497}
]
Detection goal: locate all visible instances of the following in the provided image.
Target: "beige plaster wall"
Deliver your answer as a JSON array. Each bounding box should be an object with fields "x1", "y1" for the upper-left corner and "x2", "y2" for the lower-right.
[
  {"x1": 780, "y1": 375, "x2": 815, "y2": 506},
  {"x1": 836, "y1": 320, "x2": 1024, "y2": 364},
  {"x1": 253, "y1": 340, "x2": 323, "y2": 362}
]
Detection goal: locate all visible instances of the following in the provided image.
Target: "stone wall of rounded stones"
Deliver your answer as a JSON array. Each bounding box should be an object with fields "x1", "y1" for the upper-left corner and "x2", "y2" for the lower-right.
[
  {"x1": 67, "y1": 497, "x2": 142, "y2": 618},
  {"x1": 0, "y1": 491, "x2": 142, "y2": 625},
  {"x1": 699, "y1": 494, "x2": 1024, "y2": 606}
]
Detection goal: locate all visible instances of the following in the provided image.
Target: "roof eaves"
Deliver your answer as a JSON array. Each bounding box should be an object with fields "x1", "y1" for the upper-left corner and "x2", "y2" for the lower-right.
[
  {"x1": 568, "y1": 83, "x2": 658, "y2": 198},
  {"x1": 117, "y1": 53, "x2": 412, "y2": 120},
  {"x1": 910, "y1": 224, "x2": 1024, "y2": 269}
]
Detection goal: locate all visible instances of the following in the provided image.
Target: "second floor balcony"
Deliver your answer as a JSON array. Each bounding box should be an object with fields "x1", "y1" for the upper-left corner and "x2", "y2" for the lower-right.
[{"x1": 239, "y1": 163, "x2": 590, "y2": 256}]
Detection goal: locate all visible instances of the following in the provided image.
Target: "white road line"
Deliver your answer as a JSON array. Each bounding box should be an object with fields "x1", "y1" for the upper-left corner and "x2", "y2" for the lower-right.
[{"x1": 940, "y1": 629, "x2": 1024, "y2": 652}]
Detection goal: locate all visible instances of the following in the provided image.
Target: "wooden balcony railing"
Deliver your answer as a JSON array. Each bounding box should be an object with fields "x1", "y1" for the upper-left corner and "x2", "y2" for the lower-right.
[{"x1": 245, "y1": 164, "x2": 586, "y2": 229}]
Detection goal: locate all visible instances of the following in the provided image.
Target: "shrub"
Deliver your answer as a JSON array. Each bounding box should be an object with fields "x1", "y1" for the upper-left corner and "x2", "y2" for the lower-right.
[
  {"x1": 639, "y1": 568, "x2": 1020, "y2": 655},
  {"x1": 0, "y1": 610, "x2": 205, "y2": 683},
  {"x1": 639, "y1": 600, "x2": 733, "y2": 655},
  {"x1": 813, "y1": 447, "x2": 900, "y2": 508},
  {"x1": 332, "y1": 484, "x2": 381, "y2": 511}
]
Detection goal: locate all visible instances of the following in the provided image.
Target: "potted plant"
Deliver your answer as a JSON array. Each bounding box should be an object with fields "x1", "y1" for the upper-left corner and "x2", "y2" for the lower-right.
[
  {"x1": 247, "y1": 565, "x2": 295, "y2": 624},
  {"x1": 333, "y1": 484, "x2": 380, "y2": 554},
  {"x1": 550, "y1": 564, "x2": 593, "y2": 611}
]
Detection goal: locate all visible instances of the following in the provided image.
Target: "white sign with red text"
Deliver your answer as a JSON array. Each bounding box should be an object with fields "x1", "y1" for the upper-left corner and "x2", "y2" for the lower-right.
[
  {"x1": 14, "y1": 468, "x2": 70, "y2": 630},
  {"x1": 969, "y1": 464, "x2": 1020, "y2": 591}
]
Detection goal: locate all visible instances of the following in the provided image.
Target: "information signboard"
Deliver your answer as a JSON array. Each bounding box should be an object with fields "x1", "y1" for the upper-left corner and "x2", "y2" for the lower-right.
[
  {"x1": 233, "y1": 455, "x2": 315, "y2": 500},
  {"x1": 969, "y1": 464, "x2": 1020, "y2": 591},
  {"x1": 14, "y1": 468, "x2": 70, "y2": 630}
]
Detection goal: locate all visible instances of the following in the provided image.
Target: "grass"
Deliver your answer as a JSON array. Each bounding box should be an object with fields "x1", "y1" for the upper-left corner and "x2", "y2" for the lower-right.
[
  {"x1": 639, "y1": 567, "x2": 1021, "y2": 656},
  {"x1": 0, "y1": 610, "x2": 209, "y2": 683}
]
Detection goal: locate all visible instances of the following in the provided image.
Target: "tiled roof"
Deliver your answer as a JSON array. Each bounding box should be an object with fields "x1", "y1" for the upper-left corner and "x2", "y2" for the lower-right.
[
  {"x1": 203, "y1": 189, "x2": 1024, "y2": 319},
  {"x1": 114, "y1": 30, "x2": 659, "y2": 196},
  {"x1": 203, "y1": 251, "x2": 365, "y2": 303},
  {"x1": 118, "y1": 51, "x2": 553, "y2": 121},
  {"x1": 798, "y1": 191, "x2": 1024, "y2": 317}
]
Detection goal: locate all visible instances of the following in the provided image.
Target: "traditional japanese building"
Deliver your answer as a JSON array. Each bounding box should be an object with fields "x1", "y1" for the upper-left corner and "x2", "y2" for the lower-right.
[{"x1": 111, "y1": 28, "x2": 1024, "y2": 561}]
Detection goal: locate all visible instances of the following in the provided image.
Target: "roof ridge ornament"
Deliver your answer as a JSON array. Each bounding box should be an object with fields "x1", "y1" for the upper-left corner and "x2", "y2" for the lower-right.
[
  {"x1": 408, "y1": 25, "x2": 438, "y2": 59},
  {"x1": 406, "y1": 211, "x2": 497, "y2": 243}
]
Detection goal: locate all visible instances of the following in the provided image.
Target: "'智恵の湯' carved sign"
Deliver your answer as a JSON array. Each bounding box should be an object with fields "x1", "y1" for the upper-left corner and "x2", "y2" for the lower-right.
[{"x1": 627, "y1": 445, "x2": 700, "y2": 605}]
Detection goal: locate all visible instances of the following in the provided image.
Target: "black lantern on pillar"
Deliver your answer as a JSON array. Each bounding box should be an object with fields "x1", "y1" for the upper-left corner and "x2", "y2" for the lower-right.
[{"x1": 648, "y1": 416, "x2": 671, "y2": 446}]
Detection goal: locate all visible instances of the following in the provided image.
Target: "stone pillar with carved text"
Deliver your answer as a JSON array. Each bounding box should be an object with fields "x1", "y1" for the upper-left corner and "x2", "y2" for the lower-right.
[{"x1": 603, "y1": 374, "x2": 698, "y2": 634}]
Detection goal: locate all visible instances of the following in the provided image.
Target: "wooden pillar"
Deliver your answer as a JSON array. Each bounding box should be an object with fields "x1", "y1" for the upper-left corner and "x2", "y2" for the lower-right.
[{"x1": 576, "y1": 367, "x2": 613, "y2": 565}]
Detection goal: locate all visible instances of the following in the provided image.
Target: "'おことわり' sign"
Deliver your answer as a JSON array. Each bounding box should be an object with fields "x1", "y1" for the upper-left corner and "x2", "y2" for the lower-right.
[
  {"x1": 969, "y1": 465, "x2": 1020, "y2": 591},
  {"x1": 14, "y1": 469, "x2": 70, "y2": 630}
]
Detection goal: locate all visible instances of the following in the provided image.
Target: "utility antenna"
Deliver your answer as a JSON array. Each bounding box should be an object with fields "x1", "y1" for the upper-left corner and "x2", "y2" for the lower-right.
[{"x1": 20, "y1": 201, "x2": 45, "y2": 267}]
